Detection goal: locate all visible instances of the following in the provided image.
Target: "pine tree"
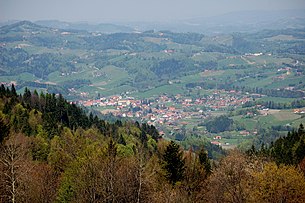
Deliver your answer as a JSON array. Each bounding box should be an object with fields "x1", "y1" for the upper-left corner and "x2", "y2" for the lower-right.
[
  {"x1": 11, "y1": 84, "x2": 17, "y2": 97},
  {"x1": 140, "y1": 130, "x2": 148, "y2": 147},
  {"x1": 0, "y1": 116, "x2": 9, "y2": 143},
  {"x1": 0, "y1": 84, "x2": 6, "y2": 97},
  {"x1": 294, "y1": 139, "x2": 305, "y2": 164},
  {"x1": 198, "y1": 146, "x2": 211, "y2": 176},
  {"x1": 118, "y1": 134, "x2": 126, "y2": 146},
  {"x1": 162, "y1": 141, "x2": 185, "y2": 185},
  {"x1": 298, "y1": 123, "x2": 304, "y2": 135}
]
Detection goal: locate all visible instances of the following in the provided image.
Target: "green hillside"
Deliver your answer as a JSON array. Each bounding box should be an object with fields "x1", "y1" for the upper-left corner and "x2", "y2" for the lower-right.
[{"x1": 1, "y1": 21, "x2": 304, "y2": 100}]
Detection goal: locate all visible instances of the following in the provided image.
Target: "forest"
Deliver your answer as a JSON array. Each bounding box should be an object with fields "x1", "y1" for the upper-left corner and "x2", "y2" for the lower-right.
[{"x1": 1, "y1": 85, "x2": 305, "y2": 203}]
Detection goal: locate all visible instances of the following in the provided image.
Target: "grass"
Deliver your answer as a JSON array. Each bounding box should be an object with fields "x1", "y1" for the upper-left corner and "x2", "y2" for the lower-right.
[
  {"x1": 232, "y1": 109, "x2": 303, "y2": 132},
  {"x1": 218, "y1": 57, "x2": 248, "y2": 67},
  {"x1": 232, "y1": 115, "x2": 258, "y2": 130},
  {"x1": 270, "y1": 110, "x2": 301, "y2": 121},
  {"x1": 192, "y1": 52, "x2": 226, "y2": 62},
  {"x1": 247, "y1": 55, "x2": 292, "y2": 65},
  {"x1": 133, "y1": 83, "x2": 184, "y2": 98},
  {"x1": 201, "y1": 70, "x2": 225, "y2": 77},
  {"x1": 258, "y1": 96, "x2": 296, "y2": 103},
  {"x1": 266, "y1": 75, "x2": 305, "y2": 89}
]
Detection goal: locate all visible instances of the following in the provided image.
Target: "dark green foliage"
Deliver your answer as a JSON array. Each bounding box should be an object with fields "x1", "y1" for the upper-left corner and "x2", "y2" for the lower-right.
[
  {"x1": 162, "y1": 141, "x2": 185, "y2": 185},
  {"x1": 294, "y1": 139, "x2": 305, "y2": 164},
  {"x1": 205, "y1": 115, "x2": 233, "y2": 133},
  {"x1": 141, "y1": 123, "x2": 160, "y2": 141},
  {"x1": 246, "y1": 145, "x2": 257, "y2": 157},
  {"x1": 161, "y1": 31, "x2": 204, "y2": 45},
  {"x1": 59, "y1": 79, "x2": 92, "y2": 89},
  {"x1": 140, "y1": 130, "x2": 148, "y2": 147},
  {"x1": 151, "y1": 59, "x2": 199, "y2": 80},
  {"x1": 117, "y1": 134, "x2": 126, "y2": 146},
  {"x1": 10, "y1": 84, "x2": 17, "y2": 97},
  {"x1": 198, "y1": 147, "x2": 211, "y2": 175},
  {"x1": 0, "y1": 86, "x2": 90, "y2": 138},
  {"x1": 0, "y1": 86, "x2": 162, "y2": 147},
  {"x1": 0, "y1": 116, "x2": 9, "y2": 143},
  {"x1": 257, "y1": 124, "x2": 305, "y2": 166},
  {"x1": 107, "y1": 139, "x2": 117, "y2": 158},
  {"x1": 0, "y1": 47, "x2": 76, "y2": 79},
  {"x1": 0, "y1": 84, "x2": 6, "y2": 96}
]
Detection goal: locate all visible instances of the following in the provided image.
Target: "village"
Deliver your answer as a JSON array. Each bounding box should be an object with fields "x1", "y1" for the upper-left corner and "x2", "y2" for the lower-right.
[{"x1": 80, "y1": 89, "x2": 253, "y2": 131}]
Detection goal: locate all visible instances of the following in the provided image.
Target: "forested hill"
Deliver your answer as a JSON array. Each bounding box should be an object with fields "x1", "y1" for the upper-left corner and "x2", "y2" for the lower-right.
[
  {"x1": 0, "y1": 84, "x2": 160, "y2": 142},
  {"x1": 1, "y1": 85, "x2": 305, "y2": 202}
]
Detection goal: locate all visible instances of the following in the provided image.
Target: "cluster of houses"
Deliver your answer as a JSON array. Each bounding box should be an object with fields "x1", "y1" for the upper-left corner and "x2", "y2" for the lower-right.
[{"x1": 80, "y1": 90, "x2": 252, "y2": 127}]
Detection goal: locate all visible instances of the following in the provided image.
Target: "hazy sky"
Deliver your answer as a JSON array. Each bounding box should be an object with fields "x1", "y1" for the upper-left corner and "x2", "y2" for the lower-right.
[{"x1": 1, "y1": 0, "x2": 305, "y2": 22}]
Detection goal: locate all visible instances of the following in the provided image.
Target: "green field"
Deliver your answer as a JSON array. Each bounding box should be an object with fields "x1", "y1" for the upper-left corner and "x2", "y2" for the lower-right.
[{"x1": 232, "y1": 109, "x2": 304, "y2": 131}]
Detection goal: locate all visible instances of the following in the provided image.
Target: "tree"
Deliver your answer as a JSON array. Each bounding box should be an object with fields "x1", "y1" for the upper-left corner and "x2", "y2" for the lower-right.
[
  {"x1": 0, "y1": 113, "x2": 9, "y2": 143},
  {"x1": 161, "y1": 141, "x2": 185, "y2": 185},
  {"x1": 140, "y1": 130, "x2": 148, "y2": 147},
  {"x1": 104, "y1": 139, "x2": 118, "y2": 202},
  {"x1": 205, "y1": 115, "x2": 233, "y2": 133},
  {"x1": 206, "y1": 150, "x2": 252, "y2": 203},
  {"x1": 182, "y1": 147, "x2": 208, "y2": 202},
  {"x1": 10, "y1": 84, "x2": 17, "y2": 98},
  {"x1": 24, "y1": 163, "x2": 58, "y2": 203},
  {"x1": 117, "y1": 134, "x2": 126, "y2": 146},
  {"x1": 250, "y1": 162, "x2": 305, "y2": 202},
  {"x1": 198, "y1": 146, "x2": 211, "y2": 176},
  {"x1": 0, "y1": 133, "x2": 31, "y2": 203}
]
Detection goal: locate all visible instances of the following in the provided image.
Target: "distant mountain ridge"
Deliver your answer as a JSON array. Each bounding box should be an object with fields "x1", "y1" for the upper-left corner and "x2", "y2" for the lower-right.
[
  {"x1": 185, "y1": 9, "x2": 305, "y2": 33},
  {"x1": 125, "y1": 9, "x2": 305, "y2": 34},
  {"x1": 35, "y1": 20, "x2": 135, "y2": 33},
  {"x1": 0, "y1": 20, "x2": 45, "y2": 34},
  {"x1": 1, "y1": 9, "x2": 305, "y2": 34}
]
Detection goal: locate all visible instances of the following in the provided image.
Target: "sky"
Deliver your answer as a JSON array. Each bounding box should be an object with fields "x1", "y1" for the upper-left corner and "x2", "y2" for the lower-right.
[{"x1": 1, "y1": 0, "x2": 305, "y2": 23}]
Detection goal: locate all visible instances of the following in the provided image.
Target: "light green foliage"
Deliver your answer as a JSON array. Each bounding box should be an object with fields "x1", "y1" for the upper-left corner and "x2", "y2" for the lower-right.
[
  {"x1": 28, "y1": 109, "x2": 42, "y2": 132},
  {"x1": 117, "y1": 143, "x2": 135, "y2": 157},
  {"x1": 32, "y1": 135, "x2": 49, "y2": 161}
]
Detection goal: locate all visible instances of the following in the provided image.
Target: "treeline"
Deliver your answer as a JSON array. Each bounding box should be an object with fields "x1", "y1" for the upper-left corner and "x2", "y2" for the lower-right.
[
  {"x1": 186, "y1": 81, "x2": 305, "y2": 99},
  {"x1": 1, "y1": 86, "x2": 305, "y2": 202},
  {"x1": 249, "y1": 124, "x2": 305, "y2": 166},
  {"x1": 243, "y1": 99, "x2": 305, "y2": 109},
  {"x1": 238, "y1": 86, "x2": 305, "y2": 98}
]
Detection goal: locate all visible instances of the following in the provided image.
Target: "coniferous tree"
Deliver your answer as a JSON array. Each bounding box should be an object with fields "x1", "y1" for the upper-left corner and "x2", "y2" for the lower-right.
[
  {"x1": 198, "y1": 147, "x2": 211, "y2": 176},
  {"x1": 294, "y1": 139, "x2": 305, "y2": 164},
  {"x1": 140, "y1": 130, "x2": 148, "y2": 147},
  {"x1": 0, "y1": 116, "x2": 9, "y2": 143},
  {"x1": 11, "y1": 84, "x2": 17, "y2": 97},
  {"x1": 118, "y1": 134, "x2": 126, "y2": 146},
  {"x1": 298, "y1": 123, "x2": 304, "y2": 135},
  {"x1": 0, "y1": 84, "x2": 6, "y2": 97},
  {"x1": 162, "y1": 141, "x2": 185, "y2": 185}
]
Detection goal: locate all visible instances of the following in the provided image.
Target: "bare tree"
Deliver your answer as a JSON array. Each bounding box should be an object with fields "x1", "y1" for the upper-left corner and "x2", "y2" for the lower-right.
[
  {"x1": 0, "y1": 133, "x2": 31, "y2": 203},
  {"x1": 206, "y1": 150, "x2": 253, "y2": 203}
]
